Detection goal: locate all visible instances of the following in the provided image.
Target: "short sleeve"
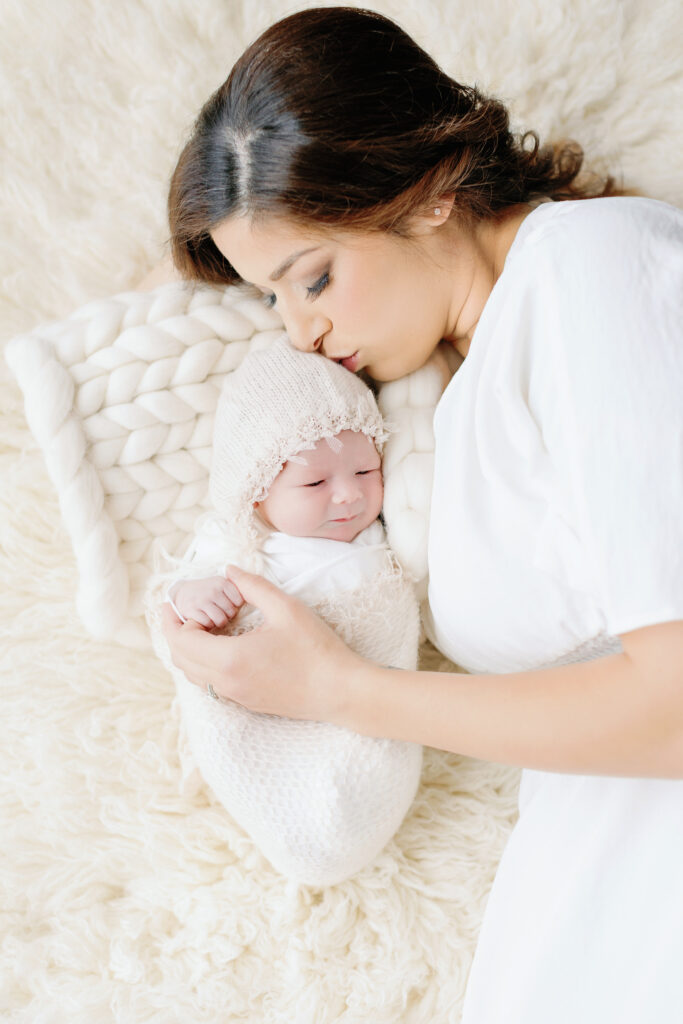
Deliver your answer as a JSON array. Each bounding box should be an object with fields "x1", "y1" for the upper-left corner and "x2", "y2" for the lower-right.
[{"x1": 535, "y1": 199, "x2": 683, "y2": 636}]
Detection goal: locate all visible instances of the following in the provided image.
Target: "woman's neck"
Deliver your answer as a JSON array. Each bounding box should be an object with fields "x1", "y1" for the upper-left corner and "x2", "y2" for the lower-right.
[{"x1": 445, "y1": 204, "x2": 533, "y2": 359}]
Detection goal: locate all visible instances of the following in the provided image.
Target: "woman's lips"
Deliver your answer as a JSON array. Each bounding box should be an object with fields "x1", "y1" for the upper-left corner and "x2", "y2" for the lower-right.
[{"x1": 339, "y1": 352, "x2": 360, "y2": 373}]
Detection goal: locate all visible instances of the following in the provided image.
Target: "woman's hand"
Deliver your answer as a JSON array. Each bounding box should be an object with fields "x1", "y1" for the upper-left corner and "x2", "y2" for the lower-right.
[{"x1": 161, "y1": 566, "x2": 364, "y2": 723}]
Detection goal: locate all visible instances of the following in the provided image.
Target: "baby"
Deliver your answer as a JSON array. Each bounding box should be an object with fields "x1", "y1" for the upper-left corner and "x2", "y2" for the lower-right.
[
  {"x1": 167, "y1": 426, "x2": 385, "y2": 633},
  {"x1": 148, "y1": 337, "x2": 422, "y2": 886}
]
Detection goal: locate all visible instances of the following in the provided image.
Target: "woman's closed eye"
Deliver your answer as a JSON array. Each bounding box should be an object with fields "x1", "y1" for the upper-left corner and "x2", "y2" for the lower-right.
[
  {"x1": 306, "y1": 271, "x2": 329, "y2": 300},
  {"x1": 261, "y1": 271, "x2": 328, "y2": 309}
]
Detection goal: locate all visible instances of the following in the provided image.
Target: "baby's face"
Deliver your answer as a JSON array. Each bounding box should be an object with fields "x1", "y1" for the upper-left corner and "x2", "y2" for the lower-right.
[{"x1": 255, "y1": 430, "x2": 383, "y2": 542}]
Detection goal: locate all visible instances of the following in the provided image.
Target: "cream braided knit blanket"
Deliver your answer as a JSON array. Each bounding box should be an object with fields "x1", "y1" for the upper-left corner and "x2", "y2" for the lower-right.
[{"x1": 5, "y1": 282, "x2": 451, "y2": 648}]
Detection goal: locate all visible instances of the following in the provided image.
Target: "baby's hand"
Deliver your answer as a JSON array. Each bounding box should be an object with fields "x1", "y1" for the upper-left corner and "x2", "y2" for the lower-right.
[{"x1": 169, "y1": 576, "x2": 245, "y2": 629}]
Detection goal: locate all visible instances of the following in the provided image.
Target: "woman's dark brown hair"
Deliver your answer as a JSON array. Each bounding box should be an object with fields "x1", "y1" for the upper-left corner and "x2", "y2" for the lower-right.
[{"x1": 170, "y1": 6, "x2": 621, "y2": 284}]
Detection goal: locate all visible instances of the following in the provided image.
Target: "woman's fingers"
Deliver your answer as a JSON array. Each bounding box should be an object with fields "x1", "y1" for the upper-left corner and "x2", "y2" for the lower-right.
[
  {"x1": 160, "y1": 603, "x2": 226, "y2": 687},
  {"x1": 224, "y1": 565, "x2": 294, "y2": 623},
  {"x1": 161, "y1": 574, "x2": 363, "y2": 722},
  {"x1": 162, "y1": 600, "x2": 183, "y2": 632},
  {"x1": 161, "y1": 601, "x2": 199, "y2": 673}
]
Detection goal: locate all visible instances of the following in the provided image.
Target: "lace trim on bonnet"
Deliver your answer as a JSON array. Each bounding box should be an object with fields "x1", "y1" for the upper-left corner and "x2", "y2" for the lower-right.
[{"x1": 234, "y1": 395, "x2": 391, "y2": 547}]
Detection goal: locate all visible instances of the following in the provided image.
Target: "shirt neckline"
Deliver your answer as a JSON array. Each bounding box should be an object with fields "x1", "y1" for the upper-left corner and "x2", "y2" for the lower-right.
[{"x1": 437, "y1": 200, "x2": 556, "y2": 407}]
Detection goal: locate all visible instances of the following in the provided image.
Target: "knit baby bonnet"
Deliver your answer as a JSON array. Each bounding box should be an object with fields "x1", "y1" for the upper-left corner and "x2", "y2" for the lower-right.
[{"x1": 209, "y1": 336, "x2": 388, "y2": 540}]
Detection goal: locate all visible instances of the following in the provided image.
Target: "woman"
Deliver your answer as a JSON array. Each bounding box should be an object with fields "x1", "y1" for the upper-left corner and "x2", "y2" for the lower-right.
[{"x1": 162, "y1": 7, "x2": 683, "y2": 1022}]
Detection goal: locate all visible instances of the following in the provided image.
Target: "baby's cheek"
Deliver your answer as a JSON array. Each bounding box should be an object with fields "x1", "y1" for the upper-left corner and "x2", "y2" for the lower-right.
[{"x1": 370, "y1": 475, "x2": 384, "y2": 516}]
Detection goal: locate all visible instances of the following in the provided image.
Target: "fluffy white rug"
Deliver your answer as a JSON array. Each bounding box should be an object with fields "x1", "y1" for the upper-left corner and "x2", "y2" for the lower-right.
[{"x1": 2, "y1": 1, "x2": 681, "y2": 1021}]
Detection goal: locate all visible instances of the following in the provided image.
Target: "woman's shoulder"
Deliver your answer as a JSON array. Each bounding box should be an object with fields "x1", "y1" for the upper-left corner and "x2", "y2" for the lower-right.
[
  {"x1": 509, "y1": 195, "x2": 683, "y2": 269},
  {"x1": 459, "y1": 195, "x2": 683, "y2": 428}
]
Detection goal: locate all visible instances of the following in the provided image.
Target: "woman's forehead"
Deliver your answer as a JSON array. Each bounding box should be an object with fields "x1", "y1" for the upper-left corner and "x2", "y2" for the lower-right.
[
  {"x1": 212, "y1": 212, "x2": 382, "y2": 275},
  {"x1": 214, "y1": 212, "x2": 326, "y2": 254}
]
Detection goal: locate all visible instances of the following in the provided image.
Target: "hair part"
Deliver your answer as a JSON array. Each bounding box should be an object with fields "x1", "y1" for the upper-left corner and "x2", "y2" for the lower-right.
[{"x1": 169, "y1": 6, "x2": 624, "y2": 285}]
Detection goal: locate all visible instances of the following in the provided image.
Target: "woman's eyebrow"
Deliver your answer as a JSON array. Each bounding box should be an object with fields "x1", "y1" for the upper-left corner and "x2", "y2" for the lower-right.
[{"x1": 270, "y1": 247, "x2": 319, "y2": 281}]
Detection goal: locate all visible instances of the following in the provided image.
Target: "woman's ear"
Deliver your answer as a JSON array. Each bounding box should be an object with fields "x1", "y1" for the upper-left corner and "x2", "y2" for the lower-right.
[{"x1": 409, "y1": 194, "x2": 455, "y2": 235}]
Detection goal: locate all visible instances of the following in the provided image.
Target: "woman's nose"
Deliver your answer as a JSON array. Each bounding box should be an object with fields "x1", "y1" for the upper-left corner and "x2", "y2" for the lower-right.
[
  {"x1": 281, "y1": 304, "x2": 330, "y2": 353},
  {"x1": 291, "y1": 326, "x2": 327, "y2": 353}
]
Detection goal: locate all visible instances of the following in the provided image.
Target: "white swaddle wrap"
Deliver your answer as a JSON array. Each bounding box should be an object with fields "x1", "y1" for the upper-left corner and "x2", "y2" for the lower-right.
[
  {"x1": 149, "y1": 519, "x2": 422, "y2": 886},
  {"x1": 146, "y1": 341, "x2": 423, "y2": 884}
]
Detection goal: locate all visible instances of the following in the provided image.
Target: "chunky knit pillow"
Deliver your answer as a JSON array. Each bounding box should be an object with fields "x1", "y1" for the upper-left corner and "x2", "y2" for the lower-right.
[{"x1": 5, "y1": 281, "x2": 452, "y2": 647}]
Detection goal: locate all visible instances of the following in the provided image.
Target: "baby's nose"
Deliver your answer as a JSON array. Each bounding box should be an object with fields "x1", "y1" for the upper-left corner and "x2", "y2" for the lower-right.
[{"x1": 331, "y1": 479, "x2": 362, "y2": 503}]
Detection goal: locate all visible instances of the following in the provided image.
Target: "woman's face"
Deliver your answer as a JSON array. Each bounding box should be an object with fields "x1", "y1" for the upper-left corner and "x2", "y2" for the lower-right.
[{"x1": 210, "y1": 213, "x2": 464, "y2": 381}]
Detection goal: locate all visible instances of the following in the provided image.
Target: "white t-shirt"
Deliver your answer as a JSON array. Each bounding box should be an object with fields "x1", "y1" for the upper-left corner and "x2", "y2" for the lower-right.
[{"x1": 426, "y1": 196, "x2": 683, "y2": 674}]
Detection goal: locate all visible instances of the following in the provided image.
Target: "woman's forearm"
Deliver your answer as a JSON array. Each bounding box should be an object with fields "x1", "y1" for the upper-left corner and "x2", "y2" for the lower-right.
[
  {"x1": 161, "y1": 574, "x2": 683, "y2": 779},
  {"x1": 346, "y1": 621, "x2": 683, "y2": 778}
]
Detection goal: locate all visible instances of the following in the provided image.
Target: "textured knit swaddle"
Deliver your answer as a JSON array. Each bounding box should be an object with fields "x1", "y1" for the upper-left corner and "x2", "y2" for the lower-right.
[{"x1": 146, "y1": 340, "x2": 423, "y2": 884}]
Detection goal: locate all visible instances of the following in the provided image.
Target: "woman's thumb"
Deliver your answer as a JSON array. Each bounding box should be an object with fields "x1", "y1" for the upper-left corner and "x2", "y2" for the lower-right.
[{"x1": 225, "y1": 565, "x2": 290, "y2": 619}]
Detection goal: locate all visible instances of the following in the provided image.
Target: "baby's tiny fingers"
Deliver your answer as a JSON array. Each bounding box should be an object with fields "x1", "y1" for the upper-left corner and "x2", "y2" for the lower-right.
[
  {"x1": 191, "y1": 610, "x2": 214, "y2": 628},
  {"x1": 204, "y1": 602, "x2": 231, "y2": 629},
  {"x1": 214, "y1": 593, "x2": 239, "y2": 619},
  {"x1": 223, "y1": 580, "x2": 244, "y2": 608}
]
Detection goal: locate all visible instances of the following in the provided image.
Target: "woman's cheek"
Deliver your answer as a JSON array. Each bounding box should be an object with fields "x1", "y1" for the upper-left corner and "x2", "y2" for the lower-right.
[{"x1": 330, "y1": 276, "x2": 370, "y2": 334}]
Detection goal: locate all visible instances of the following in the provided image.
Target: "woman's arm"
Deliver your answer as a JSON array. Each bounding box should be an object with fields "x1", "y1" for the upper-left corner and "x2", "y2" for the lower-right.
[
  {"x1": 351, "y1": 620, "x2": 683, "y2": 779},
  {"x1": 161, "y1": 568, "x2": 683, "y2": 779}
]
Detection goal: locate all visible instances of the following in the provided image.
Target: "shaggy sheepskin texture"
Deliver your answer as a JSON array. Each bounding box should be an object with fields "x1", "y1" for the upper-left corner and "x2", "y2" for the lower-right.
[{"x1": 2, "y1": 1, "x2": 681, "y2": 1022}]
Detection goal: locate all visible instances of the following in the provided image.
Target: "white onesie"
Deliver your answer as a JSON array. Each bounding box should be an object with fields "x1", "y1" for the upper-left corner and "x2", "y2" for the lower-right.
[{"x1": 148, "y1": 518, "x2": 422, "y2": 886}]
